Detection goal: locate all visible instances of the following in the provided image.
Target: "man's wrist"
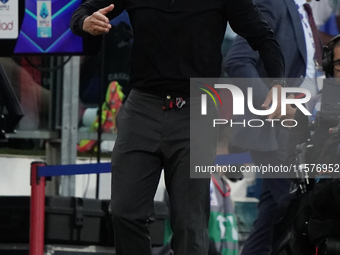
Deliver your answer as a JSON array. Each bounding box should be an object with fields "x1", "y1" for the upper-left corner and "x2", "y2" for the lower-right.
[{"x1": 81, "y1": 15, "x2": 89, "y2": 33}]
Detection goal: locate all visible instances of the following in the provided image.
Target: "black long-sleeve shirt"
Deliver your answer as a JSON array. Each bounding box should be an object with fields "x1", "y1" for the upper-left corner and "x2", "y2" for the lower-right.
[{"x1": 71, "y1": 0, "x2": 284, "y2": 97}]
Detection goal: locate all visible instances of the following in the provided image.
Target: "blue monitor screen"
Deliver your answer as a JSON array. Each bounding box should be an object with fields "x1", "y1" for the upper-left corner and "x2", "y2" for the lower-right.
[{"x1": 14, "y1": 0, "x2": 83, "y2": 54}]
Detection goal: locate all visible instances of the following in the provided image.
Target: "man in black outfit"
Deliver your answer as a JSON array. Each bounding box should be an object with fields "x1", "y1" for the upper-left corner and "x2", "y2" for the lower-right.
[{"x1": 70, "y1": 1, "x2": 285, "y2": 254}]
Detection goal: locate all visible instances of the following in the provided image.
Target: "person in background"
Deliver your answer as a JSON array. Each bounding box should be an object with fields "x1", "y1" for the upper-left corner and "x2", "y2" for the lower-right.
[
  {"x1": 225, "y1": 0, "x2": 323, "y2": 254},
  {"x1": 310, "y1": 0, "x2": 340, "y2": 44},
  {"x1": 286, "y1": 35, "x2": 340, "y2": 168}
]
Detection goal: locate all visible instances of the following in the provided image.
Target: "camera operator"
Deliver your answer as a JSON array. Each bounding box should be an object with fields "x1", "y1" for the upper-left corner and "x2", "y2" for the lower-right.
[
  {"x1": 285, "y1": 35, "x2": 340, "y2": 169},
  {"x1": 270, "y1": 36, "x2": 340, "y2": 255}
]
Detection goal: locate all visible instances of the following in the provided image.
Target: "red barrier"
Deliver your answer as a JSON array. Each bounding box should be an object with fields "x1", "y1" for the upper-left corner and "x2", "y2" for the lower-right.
[{"x1": 30, "y1": 162, "x2": 46, "y2": 255}]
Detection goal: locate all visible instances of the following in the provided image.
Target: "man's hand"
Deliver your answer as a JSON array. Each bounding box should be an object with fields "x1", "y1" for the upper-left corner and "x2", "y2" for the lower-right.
[
  {"x1": 262, "y1": 84, "x2": 282, "y2": 120},
  {"x1": 83, "y1": 4, "x2": 114, "y2": 36}
]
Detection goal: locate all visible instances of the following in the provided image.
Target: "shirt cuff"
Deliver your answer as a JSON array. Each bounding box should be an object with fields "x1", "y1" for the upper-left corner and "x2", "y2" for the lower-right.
[{"x1": 270, "y1": 79, "x2": 288, "y2": 88}]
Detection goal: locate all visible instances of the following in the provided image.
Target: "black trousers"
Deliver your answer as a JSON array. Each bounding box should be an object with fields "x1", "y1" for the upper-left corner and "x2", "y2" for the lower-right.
[{"x1": 110, "y1": 89, "x2": 218, "y2": 255}]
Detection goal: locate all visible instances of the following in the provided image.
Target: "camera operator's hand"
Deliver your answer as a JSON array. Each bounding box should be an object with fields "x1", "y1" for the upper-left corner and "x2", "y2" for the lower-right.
[{"x1": 83, "y1": 4, "x2": 113, "y2": 36}]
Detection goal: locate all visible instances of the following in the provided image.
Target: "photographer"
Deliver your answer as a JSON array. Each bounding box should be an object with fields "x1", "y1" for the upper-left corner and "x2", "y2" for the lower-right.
[
  {"x1": 286, "y1": 35, "x2": 340, "y2": 168},
  {"x1": 271, "y1": 36, "x2": 340, "y2": 255}
]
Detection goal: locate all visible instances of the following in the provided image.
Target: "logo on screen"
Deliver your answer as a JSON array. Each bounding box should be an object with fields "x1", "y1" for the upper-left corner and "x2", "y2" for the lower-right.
[
  {"x1": 40, "y1": 2, "x2": 49, "y2": 19},
  {"x1": 0, "y1": 21, "x2": 13, "y2": 30},
  {"x1": 0, "y1": 0, "x2": 9, "y2": 4}
]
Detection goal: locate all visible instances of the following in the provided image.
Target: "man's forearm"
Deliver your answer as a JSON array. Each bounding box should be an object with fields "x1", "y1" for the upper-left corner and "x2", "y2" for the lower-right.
[{"x1": 70, "y1": 0, "x2": 124, "y2": 36}]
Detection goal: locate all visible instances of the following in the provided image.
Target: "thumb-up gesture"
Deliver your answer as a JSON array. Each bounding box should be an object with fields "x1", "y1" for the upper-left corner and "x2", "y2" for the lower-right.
[{"x1": 83, "y1": 4, "x2": 114, "y2": 35}]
